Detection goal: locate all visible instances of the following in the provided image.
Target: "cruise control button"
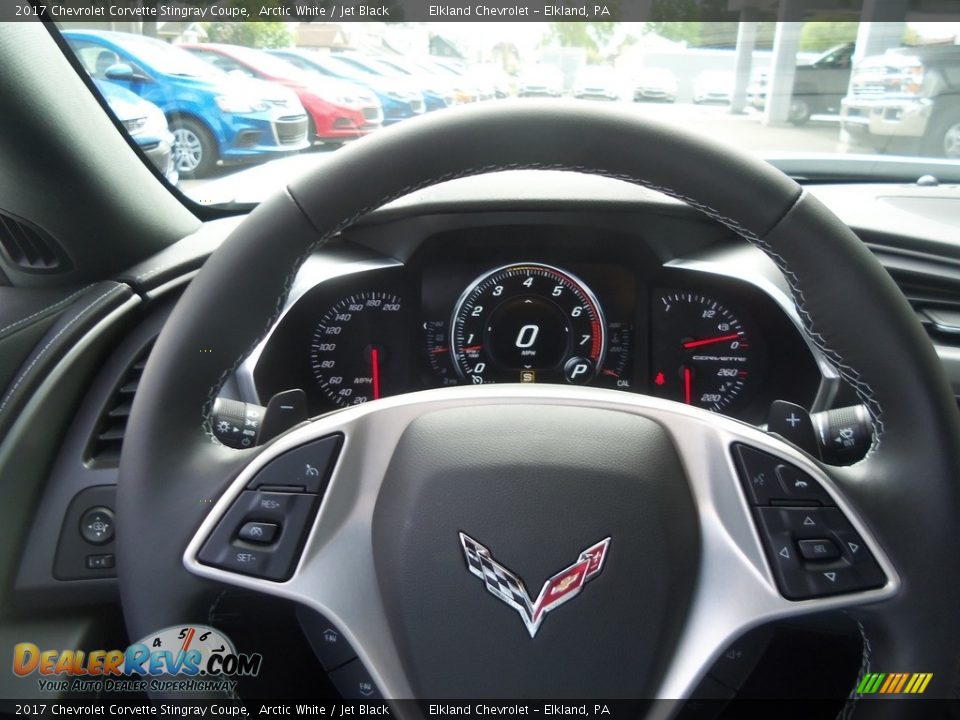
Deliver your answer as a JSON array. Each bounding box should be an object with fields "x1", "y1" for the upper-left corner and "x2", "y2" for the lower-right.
[
  {"x1": 798, "y1": 538, "x2": 841, "y2": 561},
  {"x1": 248, "y1": 434, "x2": 342, "y2": 494},
  {"x1": 238, "y1": 522, "x2": 279, "y2": 544},
  {"x1": 197, "y1": 491, "x2": 318, "y2": 581},
  {"x1": 329, "y1": 659, "x2": 382, "y2": 699}
]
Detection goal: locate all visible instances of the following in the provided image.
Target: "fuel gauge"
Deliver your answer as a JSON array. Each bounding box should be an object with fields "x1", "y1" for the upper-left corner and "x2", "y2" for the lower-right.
[{"x1": 424, "y1": 319, "x2": 459, "y2": 387}]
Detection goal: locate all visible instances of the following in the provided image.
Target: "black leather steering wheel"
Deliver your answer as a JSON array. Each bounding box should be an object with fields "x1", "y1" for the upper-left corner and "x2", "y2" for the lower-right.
[{"x1": 117, "y1": 102, "x2": 960, "y2": 703}]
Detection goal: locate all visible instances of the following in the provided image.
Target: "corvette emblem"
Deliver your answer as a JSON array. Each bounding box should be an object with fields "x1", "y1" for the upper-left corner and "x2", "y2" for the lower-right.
[{"x1": 459, "y1": 533, "x2": 610, "y2": 638}]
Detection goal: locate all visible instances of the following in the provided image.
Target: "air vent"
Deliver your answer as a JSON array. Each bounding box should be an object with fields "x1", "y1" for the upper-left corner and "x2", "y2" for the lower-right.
[
  {"x1": 0, "y1": 210, "x2": 70, "y2": 273},
  {"x1": 872, "y1": 250, "x2": 960, "y2": 345},
  {"x1": 87, "y1": 340, "x2": 155, "y2": 468}
]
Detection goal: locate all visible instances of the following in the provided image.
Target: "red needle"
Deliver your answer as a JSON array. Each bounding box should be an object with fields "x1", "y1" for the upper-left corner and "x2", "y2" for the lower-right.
[
  {"x1": 683, "y1": 367, "x2": 692, "y2": 405},
  {"x1": 462, "y1": 344, "x2": 483, "y2": 352},
  {"x1": 370, "y1": 347, "x2": 381, "y2": 400},
  {"x1": 682, "y1": 333, "x2": 741, "y2": 350}
]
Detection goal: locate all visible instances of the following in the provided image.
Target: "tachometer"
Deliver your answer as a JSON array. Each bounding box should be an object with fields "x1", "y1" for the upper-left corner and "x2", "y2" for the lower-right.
[
  {"x1": 450, "y1": 263, "x2": 606, "y2": 385},
  {"x1": 310, "y1": 291, "x2": 404, "y2": 407},
  {"x1": 650, "y1": 291, "x2": 759, "y2": 411}
]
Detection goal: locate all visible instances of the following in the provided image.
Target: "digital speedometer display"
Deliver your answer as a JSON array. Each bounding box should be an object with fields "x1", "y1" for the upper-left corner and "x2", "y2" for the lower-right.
[{"x1": 450, "y1": 263, "x2": 607, "y2": 385}]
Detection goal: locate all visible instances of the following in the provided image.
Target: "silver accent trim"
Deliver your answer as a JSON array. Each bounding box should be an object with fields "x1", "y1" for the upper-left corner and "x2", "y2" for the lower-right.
[
  {"x1": 235, "y1": 255, "x2": 402, "y2": 404},
  {"x1": 184, "y1": 384, "x2": 898, "y2": 699}
]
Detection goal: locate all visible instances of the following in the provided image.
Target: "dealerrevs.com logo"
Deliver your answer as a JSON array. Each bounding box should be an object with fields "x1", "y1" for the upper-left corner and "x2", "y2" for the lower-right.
[{"x1": 12, "y1": 625, "x2": 262, "y2": 694}]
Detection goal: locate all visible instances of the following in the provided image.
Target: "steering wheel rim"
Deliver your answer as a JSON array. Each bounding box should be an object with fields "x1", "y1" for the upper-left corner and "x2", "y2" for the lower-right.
[{"x1": 117, "y1": 101, "x2": 960, "y2": 703}]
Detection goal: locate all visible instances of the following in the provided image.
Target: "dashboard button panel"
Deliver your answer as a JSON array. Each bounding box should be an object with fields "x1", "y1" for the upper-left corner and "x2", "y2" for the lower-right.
[
  {"x1": 753, "y1": 502, "x2": 886, "y2": 599},
  {"x1": 246, "y1": 434, "x2": 342, "y2": 494},
  {"x1": 733, "y1": 443, "x2": 834, "y2": 506},
  {"x1": 733, "y1": 444, "x2": 886, "y2": 599},
  {"x1": 197, "y1": 490, "x2": 317, "y2": 581},
  {"x1": 199, "y1": 434, "x2": 343, "y2": 581}
]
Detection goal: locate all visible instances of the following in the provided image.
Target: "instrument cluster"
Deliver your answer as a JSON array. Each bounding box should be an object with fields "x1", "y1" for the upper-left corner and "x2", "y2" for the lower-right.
[{"x1": 250, "y1": 233, "x2": 820, "y2": 424}]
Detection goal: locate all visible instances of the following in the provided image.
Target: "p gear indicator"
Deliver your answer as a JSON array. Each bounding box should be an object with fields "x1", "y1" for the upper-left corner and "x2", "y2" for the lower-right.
[{"x1": 449, "y1": 263, "x2": 607, "y2": 385}]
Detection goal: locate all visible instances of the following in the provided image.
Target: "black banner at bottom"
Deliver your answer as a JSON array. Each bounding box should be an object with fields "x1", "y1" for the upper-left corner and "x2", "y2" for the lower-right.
[{"x1": 0, "y1": 699, "x2": 956, "y2": 720}]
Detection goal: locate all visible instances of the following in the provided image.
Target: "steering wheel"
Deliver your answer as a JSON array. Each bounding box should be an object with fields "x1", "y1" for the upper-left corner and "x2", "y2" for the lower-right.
[{"x1": 117, "y1": 103, "x2": 960, "y2": 702}]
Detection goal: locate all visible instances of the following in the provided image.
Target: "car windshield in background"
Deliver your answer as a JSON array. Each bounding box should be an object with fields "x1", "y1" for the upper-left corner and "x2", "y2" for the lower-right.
[{"x1": 56, "y1": 20, "x2": 960, "y2": 208}]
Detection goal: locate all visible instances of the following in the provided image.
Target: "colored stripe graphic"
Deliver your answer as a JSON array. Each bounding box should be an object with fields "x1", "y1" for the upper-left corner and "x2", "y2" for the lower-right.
[{"x1": 857, "y1": 672, "x2": 932, "y2": 695}]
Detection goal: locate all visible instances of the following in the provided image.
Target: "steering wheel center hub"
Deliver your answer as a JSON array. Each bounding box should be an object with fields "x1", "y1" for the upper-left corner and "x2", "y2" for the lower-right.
[{"x1": 370, "y1": 404, "x2": 700, "y2": 697}]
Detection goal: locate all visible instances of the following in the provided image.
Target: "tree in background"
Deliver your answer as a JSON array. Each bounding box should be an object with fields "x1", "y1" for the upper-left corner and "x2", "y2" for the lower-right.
[
  {"x1": 799, "y1": 21, "x2": 859, "y2": 52},
  {"x1": 205, "y1": 21, "x2": 292, "y2": 49},
  {"x1": 541, "y1": 22, "x2": 616, "y2": 60}
]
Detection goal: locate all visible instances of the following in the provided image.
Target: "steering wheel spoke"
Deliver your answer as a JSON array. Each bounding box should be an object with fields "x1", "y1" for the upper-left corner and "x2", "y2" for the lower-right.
[{"x1": 183, "y1": 387, "x2": 897, "y2": 699}]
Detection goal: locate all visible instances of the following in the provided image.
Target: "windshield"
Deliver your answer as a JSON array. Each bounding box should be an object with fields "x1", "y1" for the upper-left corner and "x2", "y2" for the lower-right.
[
  {"x1": 53, "y1": 18, "x2": 960, "y2": 208},
  {"x1": 208, "y1": 44, "x2": 314, "y2": 83},
  {"x1": 109, "y1": 34, "x2": 224, "y2": 78}
]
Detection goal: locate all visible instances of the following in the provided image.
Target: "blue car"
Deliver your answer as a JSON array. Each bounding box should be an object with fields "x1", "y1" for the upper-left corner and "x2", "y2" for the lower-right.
[
  {"x1": 267, "y1": 49, "x2": 424, "y2": 125},
  {"x1": 64, "y1": 30, "x2": 310, "y2": 178},
  {"x1": 94, "y1": 79, "x2": 179, "y2": 185}
]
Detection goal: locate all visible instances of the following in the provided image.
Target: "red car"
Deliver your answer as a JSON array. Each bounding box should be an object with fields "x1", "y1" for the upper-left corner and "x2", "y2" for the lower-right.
[{"x1": 183, "y1": 43, "x2": 383, "y2": 144}]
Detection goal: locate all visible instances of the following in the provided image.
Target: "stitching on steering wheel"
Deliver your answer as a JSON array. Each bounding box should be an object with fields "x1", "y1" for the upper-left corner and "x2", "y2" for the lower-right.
[
  {"x1": 199, "y1": 162, "x2": 882, "y2": 454},
  {"x1": 836, "y1": 619, "x2": 871, "y2": 720}
]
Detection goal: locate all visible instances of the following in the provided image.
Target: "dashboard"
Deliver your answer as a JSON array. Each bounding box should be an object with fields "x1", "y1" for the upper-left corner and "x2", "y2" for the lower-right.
[{"x1": 242, "y1": 218, "x2": 822, "y2": 425}]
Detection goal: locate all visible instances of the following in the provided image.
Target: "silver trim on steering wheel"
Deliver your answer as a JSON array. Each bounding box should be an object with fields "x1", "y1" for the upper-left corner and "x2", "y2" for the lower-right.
[{"x1": 183, "y1": 385, "x2": 898, "y2": 700}]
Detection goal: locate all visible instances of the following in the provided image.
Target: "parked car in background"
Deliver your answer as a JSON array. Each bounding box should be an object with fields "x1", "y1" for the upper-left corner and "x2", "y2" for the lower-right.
[
  {"x1": 693, "y1": 70, "x2": 735, "y2": 104},
  {"x1": 372, "y1": 56, "x2": 455, "y2": 111},
  {"x1": 415, "y1": 59, "x2": 481, "y2": 103},
  {"x1": 63, "y1": 30, "x2": 309, "y2": 178},
  {"x1": 331, "y1": 53, "x2": 429, "y2": 114},
  {"x1": 748, "y1": 42, "x2": 854, "y2": 124},
  {"x1": 572, "y1": 65, "x2": 622, "y2": 101},
  {"x1": 471, "y1": 64, "x2": 512, "y2": 99},
  {"x1": 430, "y1": 59, "x2": 497, "y2": 100},
  {"x1": 841, "y1": 44, "x2": 960, "y2": 158},
  {"x1": 95, "y1": 78, "x2": 178, "y2": 184},
  {"x1": 633, "y1": 67, "x2": 678, "y2": 102},
  {"x1": 268, "y1": 48, "x2": 423, "y2": 126},
  {"x1": 517, "y1": 65, "x2": 564, "y2": 98},
  {"x1": 183, "y1": 44, "x2": 382, "y2": 146}
]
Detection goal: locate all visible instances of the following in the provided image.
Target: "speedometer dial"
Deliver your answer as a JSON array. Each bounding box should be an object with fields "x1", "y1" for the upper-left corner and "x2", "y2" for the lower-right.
[
  {"x1": 310, "y1": 291, "x2": 404, "y2": 407},
  {"x1": 650, "y1": 291, "x2": 760, "y2": 411},
  {"x1": 450, "y1": 263, "x2": 606, "y2": 385}
]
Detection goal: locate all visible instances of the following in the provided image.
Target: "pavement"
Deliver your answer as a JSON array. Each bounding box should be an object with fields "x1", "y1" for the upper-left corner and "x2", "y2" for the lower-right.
[{"x1": 180, "y1": 101, "x2": 844, "y2": 204}]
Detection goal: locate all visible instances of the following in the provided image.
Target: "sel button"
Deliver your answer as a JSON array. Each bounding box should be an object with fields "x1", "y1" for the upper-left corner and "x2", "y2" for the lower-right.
[{"x1": 798, "y1": 538, "x2": 841, "y2": 561}]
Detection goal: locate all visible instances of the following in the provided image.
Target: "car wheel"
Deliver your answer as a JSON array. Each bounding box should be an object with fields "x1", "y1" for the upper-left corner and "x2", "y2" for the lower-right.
[
  {"x1": 788, "y1": 98, "x2": 811, "y2": 125},
  {"x1": 170, "y1": 117, "x2": 216, "y2": 179},
  {"x1": 924, "y1": 112, "x2": 960, "y2": 158}
]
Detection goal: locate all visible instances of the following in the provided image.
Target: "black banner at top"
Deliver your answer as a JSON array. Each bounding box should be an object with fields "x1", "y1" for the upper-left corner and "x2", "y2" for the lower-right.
[{"x1": 4, "y1": 0, "x2": 897, "y2": 23}]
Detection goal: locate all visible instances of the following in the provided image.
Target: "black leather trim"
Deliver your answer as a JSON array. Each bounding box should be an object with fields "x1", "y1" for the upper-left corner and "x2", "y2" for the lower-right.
[
  {"x1": 118, "y1": 102, "x2": 960, "y2": 700},
  {"x1": 116, "y1": 217, "x2": 244, "y2": 295},
  {"x1": 759, "y1": 193, "x2": 960, "y2": 701},
  {"x1": 0, "y1": 281, "x2": 134, "y2": 442}
]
